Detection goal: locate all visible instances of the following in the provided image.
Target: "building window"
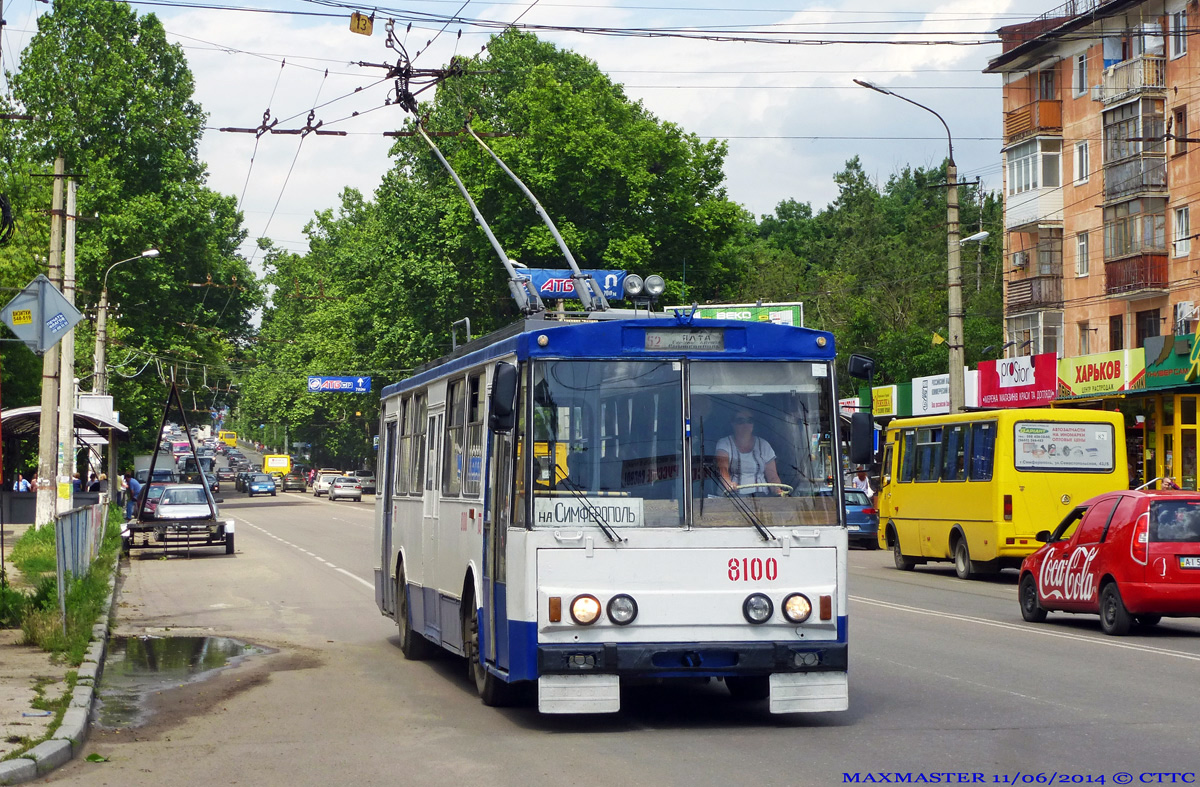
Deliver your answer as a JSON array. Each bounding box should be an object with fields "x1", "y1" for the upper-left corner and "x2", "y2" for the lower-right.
[
  {"x1": 1076, "y1": 231, "x2": 1090, "y2": 276},
  {"x1": 1110, "y1": 314, "x2": 1124, "y2": 351},
  {"x1": 1075, "y1": 52, "x2": 1088, "y2": 96},
  {"x1": 1175, "y1": 206, "x2": 1191, "y2": 257},
  {"x1": 1038, "y1": 227, "x2": 1063, "y2": 275},
  {"x1": 1006, "y1": 139, "x2": 1062, "y2": 196},
  {"x1": 1007, "y1": 311, "x2": 1063, "y2": 356},
  {"x1": 1136, "y1": 308, "x2": 1161, "y2": 347},
  {"x1": 1175, "y1": 107, "x2": 1188, "y2": 156},
  {"x1": 1104, "y1": 98, "x2": 1166, "y2": 162},
  {"x1": 1039, "y1": 68, "x2": 1056, "y2": 100},
  {"x1": 1078, "y1": 322, "x2": 1091, "y2": 355},
  {"x1": 1074, "y1": 141, "x2": 1090, "y2": 184},
  {"x1": 1104, "y1": 198, "x2": 1167, "y2": 258},
  {"x1": 1172, "y1": 11, "x2": 1188, "y2": 59}
]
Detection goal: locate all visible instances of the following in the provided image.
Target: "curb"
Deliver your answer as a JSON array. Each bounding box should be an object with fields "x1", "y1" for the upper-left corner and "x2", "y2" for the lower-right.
[{"x1": 0, "y1": 550, "x2": 119, "y2": 786}]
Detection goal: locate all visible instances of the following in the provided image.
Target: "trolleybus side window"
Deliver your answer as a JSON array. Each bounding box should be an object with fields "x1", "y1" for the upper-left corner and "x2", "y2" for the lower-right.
[
  {"x1": 463, "y1": 372, "x2": 485, "y2": 497},
  {"x1": 443, "y1": 378, "x2": 467, "y2": 496},
  {"x1": 942, "y1": 424, "x2": 968, "y2": 481},
  {"x1": 395, "y1": 397, "x2": 411, "y2": 496},
  {"x1": 410, "y1": 393, "x2": 427, "y2": 494},
  {"x1": 514, "y1": 370, "x2": 529, "y2": 527},
  {"x1": 916, "y1": 427, "x2": 942, "y2": 482},
  {"x1": 969, "y1": 421, "x2": 997, "y2": 481},
  {"x1": 899, "y1": 429, "x2": 917, "y2": 483}
]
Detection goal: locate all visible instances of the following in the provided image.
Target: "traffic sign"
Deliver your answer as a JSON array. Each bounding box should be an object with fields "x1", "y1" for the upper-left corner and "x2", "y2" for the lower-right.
[
  {"x1": 307, "y1": 376, "x2": 372, "y2": 393},
  {"x1": 1, "y1": 275, "x2": 84, "y2": 355}
]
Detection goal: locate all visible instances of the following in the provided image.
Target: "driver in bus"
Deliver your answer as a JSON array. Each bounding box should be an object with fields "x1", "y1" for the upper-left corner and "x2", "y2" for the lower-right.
[{"x1": 715, "y1": 409, "x2": 786, "y2": 496}]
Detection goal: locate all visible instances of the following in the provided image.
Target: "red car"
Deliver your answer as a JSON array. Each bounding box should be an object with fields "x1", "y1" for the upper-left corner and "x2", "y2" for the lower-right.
[{"x1": 1019, "y1": 490, "x2": 1200, "y2": 635}]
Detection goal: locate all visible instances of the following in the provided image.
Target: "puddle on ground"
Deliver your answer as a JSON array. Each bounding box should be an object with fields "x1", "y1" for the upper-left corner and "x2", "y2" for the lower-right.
[{"x1": 95, "y1": 635, "x2": 264, "y2": 729}]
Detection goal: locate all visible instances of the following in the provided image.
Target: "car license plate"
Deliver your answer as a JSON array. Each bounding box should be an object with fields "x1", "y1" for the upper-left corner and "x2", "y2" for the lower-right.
[
  {"x1": 847, "y1": 525, "x2": 859, "y2": 531},
  {"x1": 1180, "y1": 556, "x2": 1200, "y2": 569}
]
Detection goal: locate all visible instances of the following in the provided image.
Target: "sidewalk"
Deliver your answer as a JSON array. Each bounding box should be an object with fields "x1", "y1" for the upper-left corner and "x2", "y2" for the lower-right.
[{"x1": 0, "y1": 521, "x2": 71, "y2": 762}]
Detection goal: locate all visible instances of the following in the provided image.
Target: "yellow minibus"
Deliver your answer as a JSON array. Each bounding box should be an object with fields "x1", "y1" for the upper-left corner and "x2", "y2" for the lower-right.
[
  {"x1": 218, "y1": 430, "x2": 238, "y2": 448},
  {"x1": 877, "y1": 408, "x2": 1127, "y2": 579}
]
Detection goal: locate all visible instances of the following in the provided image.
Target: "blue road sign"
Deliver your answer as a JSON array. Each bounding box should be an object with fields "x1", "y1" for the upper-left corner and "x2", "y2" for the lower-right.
[{"x1": 308, "y1": 376, "x2": 372, "y2": 393}]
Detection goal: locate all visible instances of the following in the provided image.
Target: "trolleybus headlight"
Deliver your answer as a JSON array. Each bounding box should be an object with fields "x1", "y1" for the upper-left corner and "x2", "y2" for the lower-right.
[
  {"x1": 782, "y1": 593, "x2": 813, "y2": 624},
  {"x1": 624, "y1": 274, "x2": 644, "y2": 297},
  {"x1": 644, "y1": 275, "x2": 666, "y2": 297},
  {"x1": 570, "y1": 594, "x2": 602, "y2": 625},
  {"x1": 606, "y1": 594, "x2": 638, "y2": 625},
  {"x1": 742, "y1": 593, "x2": 773, "y2": 624}
]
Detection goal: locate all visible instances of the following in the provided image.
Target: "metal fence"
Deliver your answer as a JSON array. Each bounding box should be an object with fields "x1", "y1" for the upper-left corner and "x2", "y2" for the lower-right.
[{"x1": 54, "y1": 502, "x2": 110, "y2": 629}]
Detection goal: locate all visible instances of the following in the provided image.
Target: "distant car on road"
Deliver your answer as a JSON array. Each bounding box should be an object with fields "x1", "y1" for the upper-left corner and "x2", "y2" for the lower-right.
[
  {"x1": 350, "y1": 469, "x2": 376, "y2": 494},
  {"x1": 216, "y1": 467, "x2": 235, "y2": 482},
  {"x1": 282, "y1": 471, "x2": 307, "y2": 492},
  {"x1": 1019, "y1": 490, "x2": 1200, "y2": 635},
  {"x1": 313, "y1": 473, "x2": 339, "y2": 497},
  {"x1": 246, "y1": 473, "x2": 277, "y2": 497},
  {"x1": 329, "y1": 476, "x2": 363, "y2": 502}
]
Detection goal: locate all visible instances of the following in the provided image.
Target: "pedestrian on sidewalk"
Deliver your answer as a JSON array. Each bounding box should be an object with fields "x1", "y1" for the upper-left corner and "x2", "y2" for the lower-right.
[
  {"x1": 12, "y1": 473, "x2": 30, "y2": 492},
  {"x1": 123, "y1": 471, "x2": 143, "y2": 520}
]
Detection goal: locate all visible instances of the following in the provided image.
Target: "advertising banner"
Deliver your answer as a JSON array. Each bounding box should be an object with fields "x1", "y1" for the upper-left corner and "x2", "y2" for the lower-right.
[
  {"x1": 1056, "y1": 349, "x2": 1145, "y2": 399},
  {"x1": 665, "y1": 302, "x2": 803, "y2": 327},
  {"x1": 978, "y1": 353, "x2": 1058, "y2": 408},
  {"x1": 307, "y1": 376, "x2": 372, "y2": 393},
  {"x1": 839, "y1": 396, "x2": 863, "y2": 415},
  {"x1": 872, "y1": 385, "x2": 898, "y2": 417},
  {"x1": 1145, "y1": 334, "x2": 1199, "y2": 389},
  {"x1": 1012, "y1": 421, "x2": 1116, "y2": 472},
  {"x1": 524, "y1": 269, "x2": 626, "y2": 300}
]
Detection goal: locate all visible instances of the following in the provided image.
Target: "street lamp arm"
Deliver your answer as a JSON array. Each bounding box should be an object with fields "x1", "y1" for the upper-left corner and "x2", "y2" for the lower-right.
[
  {"x1": 102, "y1": 249, "x2": 159, "y2": 290},
  {"x1": 853, "y1": 79, "x2": 954, "y2": 166}
]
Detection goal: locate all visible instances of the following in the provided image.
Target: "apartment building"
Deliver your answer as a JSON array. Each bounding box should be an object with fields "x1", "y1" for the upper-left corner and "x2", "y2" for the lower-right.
[{"x1": 988, "y1": 0, "x2": 1199, "y2": 358}]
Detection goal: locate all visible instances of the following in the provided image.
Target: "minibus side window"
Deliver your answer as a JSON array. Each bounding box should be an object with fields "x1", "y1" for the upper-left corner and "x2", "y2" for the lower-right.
[
  {"x1": 941, "y1": 424, "x2": 967, "y2": 481},
  {"x1": 900, "y1": 429, "x2": 917, "y2": 483},
  {"x1": 917, "y1": 427, "x2": 942, "y2": 482},
  {"x1": 969, "y1": 421, "x2": 996, "y2": 481}
]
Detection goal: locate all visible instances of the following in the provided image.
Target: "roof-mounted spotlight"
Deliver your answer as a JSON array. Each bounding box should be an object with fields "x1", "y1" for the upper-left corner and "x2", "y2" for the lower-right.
[
  {"x1": 624, "y1": 274, "x2": 644, "y2": 297},
  {"x1": 644, "y1": 275, "x2": 665, "y2": 297}
]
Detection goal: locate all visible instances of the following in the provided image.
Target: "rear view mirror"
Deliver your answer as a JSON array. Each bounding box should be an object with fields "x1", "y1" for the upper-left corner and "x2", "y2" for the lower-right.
[
  {"x1": 847, "y1": 354, "x2": 876, "y2": 381},
  {"x1": 1035, "y1": 530, "x2": 1051, "y2": 543},
  {"x1": 489, "y1": 362, "x2": 519, "y2": 433},
  {"x1": 849, "y1": 412, "x2": 875, "y2": 466}
]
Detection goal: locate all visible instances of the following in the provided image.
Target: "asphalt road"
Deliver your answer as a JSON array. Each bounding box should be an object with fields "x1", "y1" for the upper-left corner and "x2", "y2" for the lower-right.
[{"x1": 46, "y1": 488, "x2": 1200, "y2": 786}]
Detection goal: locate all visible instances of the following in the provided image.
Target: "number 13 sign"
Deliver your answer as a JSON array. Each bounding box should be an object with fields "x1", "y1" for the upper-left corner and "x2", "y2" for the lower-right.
[{"x1": 350, "y1": 11, "x2": 373, "y2": 36}]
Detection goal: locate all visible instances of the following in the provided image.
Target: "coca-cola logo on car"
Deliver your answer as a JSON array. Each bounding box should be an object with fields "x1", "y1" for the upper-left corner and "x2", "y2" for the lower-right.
[{"x1": 1038, "y1": 545, "x2": 1099, "y2": 602}]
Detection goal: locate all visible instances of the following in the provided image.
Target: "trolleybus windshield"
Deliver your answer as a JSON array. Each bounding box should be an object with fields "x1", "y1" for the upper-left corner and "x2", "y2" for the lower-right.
[{"x1": 524, "y1": 358, "x2": 840, "y2": 530}]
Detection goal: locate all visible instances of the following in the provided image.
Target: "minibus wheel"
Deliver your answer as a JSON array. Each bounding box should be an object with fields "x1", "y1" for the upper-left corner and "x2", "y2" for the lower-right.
[
  {"x1": 953, "y1": 539, "x2": 974, "y2": 580},
  {"x1": 892, "y1": 536, "x2": 916, "y2": 571}
]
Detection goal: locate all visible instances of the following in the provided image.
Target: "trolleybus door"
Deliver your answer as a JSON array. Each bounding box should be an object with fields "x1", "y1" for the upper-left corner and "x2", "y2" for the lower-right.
[
  {"x1": 380, "y1": 420, "x2": 397, "y2": 614},
  {"x1": 485, "y1": 430, "x2": 513, "y2": 668},
  {"x1": 423, "y1": 411, "x2": 443, "y2": 639}
]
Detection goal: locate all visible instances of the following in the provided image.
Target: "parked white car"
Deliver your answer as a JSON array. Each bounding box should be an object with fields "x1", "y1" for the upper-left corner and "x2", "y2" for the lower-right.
[{"x1": 313, "y1": 473, "x2": 339, "y2": 497}]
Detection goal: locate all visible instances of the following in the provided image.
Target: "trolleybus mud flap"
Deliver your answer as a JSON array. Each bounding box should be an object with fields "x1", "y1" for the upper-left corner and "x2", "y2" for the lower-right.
[
  {"x1": 768, "y1": 672, "x2": 849, "y2": 714},
  {"x1": 538, "y1": 674, "x2": 620, "y2": 713}
]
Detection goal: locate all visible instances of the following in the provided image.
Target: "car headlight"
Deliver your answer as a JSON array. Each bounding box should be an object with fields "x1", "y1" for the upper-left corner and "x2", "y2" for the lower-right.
[
  {"x1": 570, "y1": 594, "x2": 602, "y2": 625},
  {"x1": 782, "y1": 593, "x2": 813, "y2": 624},
  {"x1": 742, "y1": 593, "x2": 773, "y2": 624},
  {"x1": 606, "y1": 594, "x2": 638, "y2": 626}
]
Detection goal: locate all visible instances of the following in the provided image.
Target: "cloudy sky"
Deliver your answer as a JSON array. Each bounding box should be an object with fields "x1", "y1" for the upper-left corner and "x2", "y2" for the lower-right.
[{"x1": 2, "y1": 0, "x2": 1055, "y2": 263}]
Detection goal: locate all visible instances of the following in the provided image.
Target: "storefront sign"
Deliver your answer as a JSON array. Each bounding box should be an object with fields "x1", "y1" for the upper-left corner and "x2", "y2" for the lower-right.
[
  {"x1": 911, "y1": 373, "x2": 950, "y2": 415},
  {"x1": 978, "y1": 353, "x2": 1058, "y2": 408},
  {"x1": 1056, "y1": 349, "x2": 1145, "y2": 399},
  {"x1": 872, "y1": 385, "x2": 897, "y2": 417},
  {"x1": 1145, "y1": 334, "x2": 1196, "y2": 389},
  {"x1": 839, "y1": 396, "x2": 862, "y2": 415}
]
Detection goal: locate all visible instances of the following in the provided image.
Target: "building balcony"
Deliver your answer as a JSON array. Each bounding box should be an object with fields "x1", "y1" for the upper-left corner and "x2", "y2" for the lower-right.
[
  {"x1": 1104, "y1": 253, "x2": 1169, "y2": 298},
  {"x1": 1004, "y1": 100, "x2": 1062, "y2": 144},
  {"x1": 1005, "y1": 187, "x2": 1063, "y2": 230},
  {"x1": 1104, "y1": 154, "x2": 1167, "y2": 201},
  {"x1": 1099, "y1": 55, "x2": 1166, "y2": 104},
  {"x1": 1006, "y1": 274, "x2": 1063, "y2": 315}
]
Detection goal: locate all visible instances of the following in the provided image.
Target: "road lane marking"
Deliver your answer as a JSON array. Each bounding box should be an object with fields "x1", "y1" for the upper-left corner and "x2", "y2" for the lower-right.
[
  {"x1": 230, "y1": 515, "x2": 374, "y2": 593},
  {"x1": 852, "y1": 595, "x2": 1200, "y2": 662}
]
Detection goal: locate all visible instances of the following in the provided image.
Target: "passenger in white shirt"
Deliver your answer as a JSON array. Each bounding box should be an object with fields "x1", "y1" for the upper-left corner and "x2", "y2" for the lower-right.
[
  {"x1": 850, "y1": 468, "x2": 874, "y2": 498},
  {"x1": 715, "y1": 409, "x2": 786, "y2": 496}
]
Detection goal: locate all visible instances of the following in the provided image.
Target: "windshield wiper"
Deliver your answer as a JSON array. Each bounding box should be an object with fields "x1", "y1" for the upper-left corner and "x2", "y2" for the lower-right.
[
  {"x1": 703, "y1": 463, "x2": 774, "y2": 542},
  {"x1": 552, "y1": 467, "x2": 624, "y2": 543}
]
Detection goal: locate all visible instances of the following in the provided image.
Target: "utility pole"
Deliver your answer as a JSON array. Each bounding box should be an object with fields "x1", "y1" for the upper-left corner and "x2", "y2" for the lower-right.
[
  {"x1": 35, "y1": 156, "x2": 65, "y2": 527},
  {"x1": 57, "y1": 178, "x2": 77, "y2": 513},
  {"x1": 947, "y1": 163, "x2": 965, "y2": 414}
]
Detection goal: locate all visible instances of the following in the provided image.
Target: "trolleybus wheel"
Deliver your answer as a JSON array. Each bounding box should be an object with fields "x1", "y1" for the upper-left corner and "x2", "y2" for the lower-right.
[
  {"x1": 1099, "y1": 582, "x2": 1132, "y2": 636},
  {"x1": 462, "y1": 588, "x2": 517, "y2": 706},
  {"x1": 892, "y1": 536, "x2": 915, "y2": 571},
  {"x1": 726, "y1": 676, "x2": 770, "y2": 701},
  {"x1": 1018, "y1": 574, "x2": 1046, "y2": 623},
  {"x1": 397, "y1": 568, "x2": 435, "y2": 660},
  {"x1": 953, "y1": 538, "x2": 974, "y2": 580}
]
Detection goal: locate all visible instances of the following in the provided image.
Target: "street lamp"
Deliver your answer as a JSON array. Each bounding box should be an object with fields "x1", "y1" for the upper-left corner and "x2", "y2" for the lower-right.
[
  {"x1": 93, "y1": 249, "x2": 159, "y2": 395},
  {"x1": 854, "y1": 79, "x2": 964, "y2": 413}
]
